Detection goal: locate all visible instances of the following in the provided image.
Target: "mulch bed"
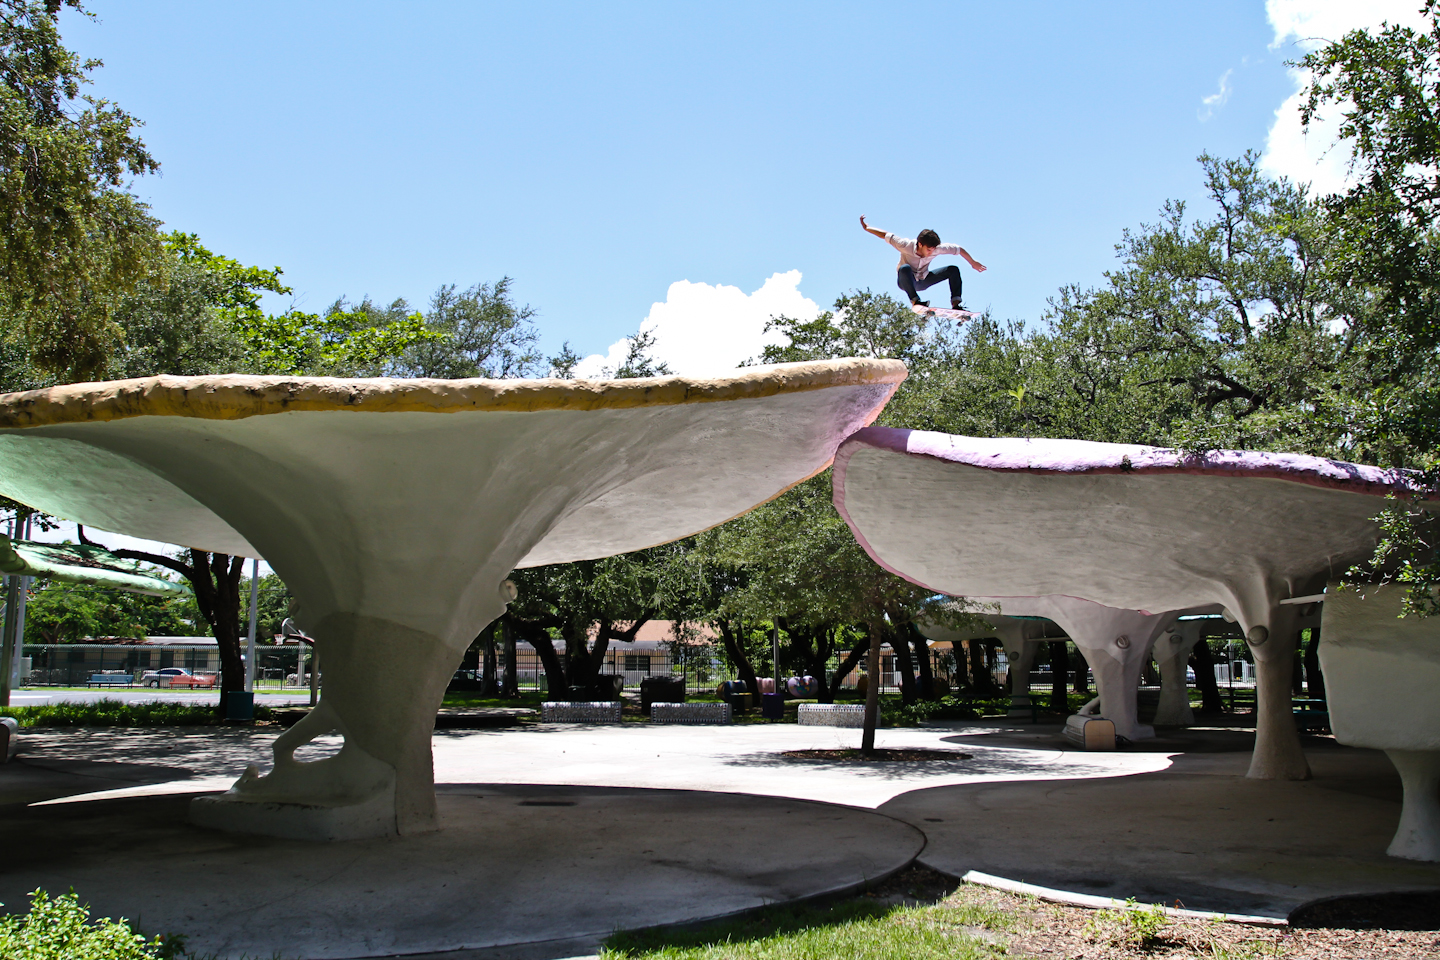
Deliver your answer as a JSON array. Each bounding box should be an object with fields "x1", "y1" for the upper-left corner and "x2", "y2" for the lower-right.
[
  {"x1": 957, "y1": 880, "x2": 1440, "y2": 959},
  {"x1": 846, "y1": 866, "x2": 1440, "y2": 958},
  {"x1": 780, "y1": 748, "x2": 974, "y2": 761}
]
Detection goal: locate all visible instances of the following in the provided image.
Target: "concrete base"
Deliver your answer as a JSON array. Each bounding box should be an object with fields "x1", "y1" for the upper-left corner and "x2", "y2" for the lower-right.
[
  {"x1": 0, "y1": 783, "x2": 924, "y2": 960},
  {"x1": 880, "y1": 742, "x2": 1440, "y2": 919},
  {"x1": 189, "y1": 782, "x2": 398, "y2": 841}
]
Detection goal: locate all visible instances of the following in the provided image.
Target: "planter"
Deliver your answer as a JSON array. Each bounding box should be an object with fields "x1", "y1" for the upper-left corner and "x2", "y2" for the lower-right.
[{"x1": 1318, "y1": 583, "x2": 1440, "y2": 861}]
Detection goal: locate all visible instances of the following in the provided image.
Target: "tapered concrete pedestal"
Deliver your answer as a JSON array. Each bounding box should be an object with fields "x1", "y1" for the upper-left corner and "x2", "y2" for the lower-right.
[{"x1": 1320, "y1": 584, "x2": 1440, "y2": 861}]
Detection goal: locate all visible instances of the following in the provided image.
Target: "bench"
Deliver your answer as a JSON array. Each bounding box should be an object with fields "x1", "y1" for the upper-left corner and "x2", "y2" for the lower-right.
[
  {"x1": 797, "y1": 703, "x2": 866, "y2": 728},
  {"x1": 87, "y1": 673, "x2": 134, "y2": 688},
  {"x1": 650, "y1": 702, "x2": 731, "y2": 725},
  {"x1": 1, "y1": 717, "x2": 17, "y2": 763},
  {"x1": 541, "y1": 701, "x2": 622, "y2": 724},
  {"x1": 1292, "y1": 698, "x2": 1330, "y2": 733}
]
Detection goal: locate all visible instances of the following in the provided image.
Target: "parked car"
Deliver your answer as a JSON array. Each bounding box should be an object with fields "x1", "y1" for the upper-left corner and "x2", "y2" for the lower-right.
[{"x1": 139, "y1": 667, "x2": 217, "y2": 689}]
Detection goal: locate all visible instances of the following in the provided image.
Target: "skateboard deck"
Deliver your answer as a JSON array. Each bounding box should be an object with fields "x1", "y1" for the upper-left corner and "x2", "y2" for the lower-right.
[{"x1": 910, "y1": 303, "x2": 979, "y2": 322}]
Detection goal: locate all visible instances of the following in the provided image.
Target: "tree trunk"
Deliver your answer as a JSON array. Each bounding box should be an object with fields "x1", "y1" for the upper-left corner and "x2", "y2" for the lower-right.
[
  {"x1": 1048, "y1": 640, "x2": 1069, "y2": 712},
  {"x1": 104, "y1": 538, "x2": 248, "y2": 717},
  {"x1": 1303, "y1": 624, "x2": 1324, "y2": 701},
  {"x1": 890, "y1": 624, "x2": 918, "y2": 704},
  {"x1": 1189, "y1": 638, "x2": 1225, "y2": 714},
  {"x1": 966, "y1": 638, "x2": 1001, "y2": 696},
  {"x1": 717, "y1": 620, "x2": 759, "y2": 696},
  {"x1": 908, "y1": 623, "x2": 935, "y2": 700},
  {"x1": 501, "y1": 618, "x2": 518, "y2": 698},
  {"x1": 829, "y1": 634, "x2": 868, "y2": 700},
  {"x1": 809, "y1": 626, "x2": 835, "y2": 703},
  {"x1": 506, "y1": 614, "x2": 566, "y2": 695},
  {"x1": 480, "y1": 622, "x2": 499, "y2": 696},
  {"x1": 861, "y1": 620, "x2": 883, "y2": 755}
]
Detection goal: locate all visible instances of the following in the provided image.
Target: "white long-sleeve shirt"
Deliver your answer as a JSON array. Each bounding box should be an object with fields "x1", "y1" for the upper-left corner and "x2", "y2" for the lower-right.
[{"x1": 885, "y1": 232, "x2": 965, "y2": 281}]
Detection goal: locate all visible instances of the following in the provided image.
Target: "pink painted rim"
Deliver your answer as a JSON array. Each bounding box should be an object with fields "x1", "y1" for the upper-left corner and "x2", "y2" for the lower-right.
[{"x1": 831, "y1": 426, "x2": 1430, "y2": 599}]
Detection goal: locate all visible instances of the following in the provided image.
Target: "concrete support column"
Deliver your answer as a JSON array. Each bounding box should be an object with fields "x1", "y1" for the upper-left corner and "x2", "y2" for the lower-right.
[
  {"x1": 1385, "y1": 750, "x2": 1440, "y2": 861},
  {"x1": 1244, "y1": 605, "x2": 1310, "y2": 781},
  {"x1": 1153, "y1": 622, "x2": 1200, "y2": 727}
]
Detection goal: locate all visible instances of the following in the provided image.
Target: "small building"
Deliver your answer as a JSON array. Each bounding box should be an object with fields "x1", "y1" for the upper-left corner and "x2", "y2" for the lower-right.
[{"x1": 23, "y1": 636, "x2": 219, "y2": 686}]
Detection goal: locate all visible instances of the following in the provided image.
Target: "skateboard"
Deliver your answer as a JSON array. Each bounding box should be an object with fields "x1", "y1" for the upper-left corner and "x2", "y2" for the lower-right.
[{"x1": 910, "y1": 303, "x2": 979, "y2": 322}]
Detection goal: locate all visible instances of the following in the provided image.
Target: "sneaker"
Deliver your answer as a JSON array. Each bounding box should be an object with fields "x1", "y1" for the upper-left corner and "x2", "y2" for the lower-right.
[
  {"x1": 951, "y1": 300, "x2": 966, "y2": 311},
  {"x1": 912, "y1": 299, "x2": 929, "y2": 308}
]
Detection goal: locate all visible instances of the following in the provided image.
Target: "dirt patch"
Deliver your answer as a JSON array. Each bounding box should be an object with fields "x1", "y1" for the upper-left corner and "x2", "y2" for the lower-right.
[
  {"x1": 780, "y1": 748, "x2": 973, "y2": 762},
  {"x1": 953, "y1": 881, "x2": 1440, "y2": 959}
]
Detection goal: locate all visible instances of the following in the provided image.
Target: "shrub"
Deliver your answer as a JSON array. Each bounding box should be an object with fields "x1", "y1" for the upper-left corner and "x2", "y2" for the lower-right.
[
  {"x1": 8, "y1": 699, "x2": 274, "y2": 728},
  {"x1": 0, "y1": 888, "x2": 181, "y2": 959}
]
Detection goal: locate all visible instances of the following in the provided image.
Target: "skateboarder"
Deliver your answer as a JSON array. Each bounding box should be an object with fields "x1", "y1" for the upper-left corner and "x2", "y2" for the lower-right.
[{"x1": 859, "y1": 216, "x2": 986, "y2": 310}]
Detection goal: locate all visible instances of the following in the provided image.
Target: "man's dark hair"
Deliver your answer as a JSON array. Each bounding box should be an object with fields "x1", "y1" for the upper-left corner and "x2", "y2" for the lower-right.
[{"x1": 917, "y1": 228, "x2": 941, "y2": 247}]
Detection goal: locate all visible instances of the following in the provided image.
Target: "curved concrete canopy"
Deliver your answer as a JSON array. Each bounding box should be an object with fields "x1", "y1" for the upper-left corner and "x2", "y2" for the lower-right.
[
  {"x1": 0, "y1": 360, "x2": 905, "y2": 836},
  {"x1": 833, "y1": 427, "x2": 1425, "y2": 773}
]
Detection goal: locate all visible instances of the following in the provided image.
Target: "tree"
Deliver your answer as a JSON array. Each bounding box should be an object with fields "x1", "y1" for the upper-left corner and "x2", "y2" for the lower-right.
[
  {"x1": 503, "y1": 550, "x2": 670, "y2": 697},
  {"x1": 24, "y1": 574, "x2": 188, "y2": 642},
  {"x1": 0, "y1": 0, "x2": 162, "y2": 380},
  {"x1": 1296, "y1": 7, "x2": 1440, "y2": 612},
  {"x1": 396, "y1": 278, "x2": 541, "y2": 379}
]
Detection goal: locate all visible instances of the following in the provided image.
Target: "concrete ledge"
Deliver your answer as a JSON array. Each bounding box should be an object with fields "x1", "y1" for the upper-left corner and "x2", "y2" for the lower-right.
[
  {"x1": 651, "y1": 702, "x2": 731, "y2": 725},
  {"x1": 542, "y1": 702, "x2": 622, "y2": 724},
  {"x1": 798, "y1": 704, "x2": 865, "y2": 728},
  {"x1": 962, "y1": 870, "x2": 1287, "y2": 926},
  {"x1": 188, "y1": 783, "x2": 398, "y2": 841},
  {"x1": 1, "y1": 717, "x2": 17, "y2": 763}
]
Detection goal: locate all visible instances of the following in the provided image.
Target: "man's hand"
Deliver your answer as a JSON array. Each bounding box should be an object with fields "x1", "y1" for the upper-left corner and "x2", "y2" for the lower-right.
[
  {"x1": 859, "y1": 215, "x2": 887, "y2": 239},
  {"x1": 960, "y1": 249, "x2": 987, "y2": 272}
]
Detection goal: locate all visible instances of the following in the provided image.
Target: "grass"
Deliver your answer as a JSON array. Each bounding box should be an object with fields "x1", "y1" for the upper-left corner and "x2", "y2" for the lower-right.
[
  {"x1": 440, "y1": 691, "x2": 546, "y2": 709},
  {"x1": 601, "y1": 894, "x2": 1010, "y2": 960},
  {"x1": 5, "y1": 699, "x2": 275, "y2": 728}
]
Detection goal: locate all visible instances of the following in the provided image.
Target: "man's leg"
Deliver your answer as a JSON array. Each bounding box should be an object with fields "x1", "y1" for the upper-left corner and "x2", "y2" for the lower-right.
[
  {"x1": 915, "y1": 264, "x2": 963, "y2": 308},
  {"x1": 896, "y1": 266, "x2": 924, "y2": 305}
]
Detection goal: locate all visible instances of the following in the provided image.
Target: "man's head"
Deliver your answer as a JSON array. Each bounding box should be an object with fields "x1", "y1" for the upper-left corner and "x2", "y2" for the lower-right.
[{"x1": 917, "y1": 228, "x2": 941, "y2": 256}]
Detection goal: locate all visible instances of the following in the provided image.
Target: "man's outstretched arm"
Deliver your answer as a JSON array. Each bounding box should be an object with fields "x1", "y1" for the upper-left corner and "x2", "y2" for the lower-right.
[
  {"x1": 944, "y1": 244, "x2": 987, "y2": 272},
  {"x1": 859, "y1": 215, "x2": 889, "y2": 239}
]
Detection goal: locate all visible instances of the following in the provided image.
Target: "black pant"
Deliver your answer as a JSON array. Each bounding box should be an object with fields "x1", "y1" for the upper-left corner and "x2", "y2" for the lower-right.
[{"x1": 897, "y1": 264, "x2": 961, "y2": 304}]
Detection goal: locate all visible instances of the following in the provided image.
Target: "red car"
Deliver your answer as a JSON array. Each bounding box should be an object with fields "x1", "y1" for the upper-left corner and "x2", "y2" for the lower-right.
[{"x1": 141, "y1": 667, "x2": 217, "y2": 689}]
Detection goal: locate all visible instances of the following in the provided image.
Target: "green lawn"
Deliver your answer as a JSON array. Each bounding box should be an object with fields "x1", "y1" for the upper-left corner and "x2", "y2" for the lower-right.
[
  {"x1": 6, "y1": 699, "x2": 276, "y2": 727},
  {"x1": 601, "y1": 892, "x2": 1011, "y2": 960}
]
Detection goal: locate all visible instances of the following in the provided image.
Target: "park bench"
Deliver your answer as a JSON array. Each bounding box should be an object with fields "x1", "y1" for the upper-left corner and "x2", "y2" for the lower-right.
[
  {"x1": 541, "y1": 701, "x2": 622, "y2": 724},
  {"x1": 650, "y1": 702, "x2": 731, "y2": 725},
  {"x1": 1292, "y1": 698, "x2": 1330, "y2": 733},
  {"x1": 86, "y1": 673, "x2": 134, "y2": 688},
  {"x1": 797, "y1": 703, "x2": 865, "y2": 728}
]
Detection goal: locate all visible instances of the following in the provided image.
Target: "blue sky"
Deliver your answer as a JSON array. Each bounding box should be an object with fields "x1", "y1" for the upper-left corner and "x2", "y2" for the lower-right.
[
  {"x1": 38, "y1": 0, "x2": 1427, "y2": 560},
  {"x1": 58, "y1": 0, "x2": 1364, "y2": 374}
]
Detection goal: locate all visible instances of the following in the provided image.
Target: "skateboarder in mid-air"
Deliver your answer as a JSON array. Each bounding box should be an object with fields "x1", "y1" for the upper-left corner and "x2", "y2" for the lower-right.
[{"x1": 859, "y1": 215, "x2": 986, "y2": 313}]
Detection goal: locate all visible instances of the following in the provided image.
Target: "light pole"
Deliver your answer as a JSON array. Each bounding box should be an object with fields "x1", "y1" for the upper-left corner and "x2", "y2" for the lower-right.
[{"x1": 245, "y1": 558, "x2": 260, "y2": 694}]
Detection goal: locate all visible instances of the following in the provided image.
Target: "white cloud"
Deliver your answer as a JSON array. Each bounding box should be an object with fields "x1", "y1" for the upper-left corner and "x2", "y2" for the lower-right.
[
  {"x1": 1198, "y1": 69, "x2": 1233, "y2": 121},
  {"x1": 1261, "y1": 0, "x2": 1428, "y2": 193},
  {"x1": 575, "y1": 270, "x2": 820, "y2": 379}
]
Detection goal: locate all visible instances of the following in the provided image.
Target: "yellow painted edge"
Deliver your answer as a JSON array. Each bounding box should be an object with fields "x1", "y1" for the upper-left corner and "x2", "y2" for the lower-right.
[{"x1": 0, "y1": 359, "x2": 908, "y2": 429}]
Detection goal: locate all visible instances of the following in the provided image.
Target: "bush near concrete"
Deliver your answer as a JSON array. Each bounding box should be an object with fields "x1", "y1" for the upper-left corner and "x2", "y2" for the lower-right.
[
  {"x1": 8, "y1": 699, "x2": 274, "y2": 728},
  {"x1": 0, "y1": 889, "x2": 180, "y2": 959}
]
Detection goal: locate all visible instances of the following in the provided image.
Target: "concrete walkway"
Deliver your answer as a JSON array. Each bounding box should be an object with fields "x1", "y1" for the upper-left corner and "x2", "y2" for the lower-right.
[
  {"x1": 3, "y1": 718, "x2": 1438, "y2": 956},
  {"x1": 879, "y1": 725, "x2": 1440, "y2": 919}
]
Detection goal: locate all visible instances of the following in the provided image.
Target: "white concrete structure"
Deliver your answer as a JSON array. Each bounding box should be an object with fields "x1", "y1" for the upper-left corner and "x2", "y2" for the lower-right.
[
  {"x1": 1320, "y1": 583, "x2": 1440, "y2": 861},
  {"x1": 1153, "y1": 620, "x2": 1203, "y2": 727},
  {"x1": 833, "y1": 427, "x2": 1424, "y2": 778},
  {"x1": 0, "y1": 361, "x2": 904, "y2": 838},
  {"x1": 917, "y1": 611, "x2": 1064, "y2": 716}
]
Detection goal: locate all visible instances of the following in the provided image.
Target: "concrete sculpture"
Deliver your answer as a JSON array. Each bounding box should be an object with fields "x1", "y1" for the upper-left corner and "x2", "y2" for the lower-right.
[
  {"x1": 1152, "y1": 619, "x2": 1203, "y2": 727},
  {"x1": 833, "y1": 427, "x2": 1422, "y2": 777},
  {"x1": 0, "y1": 361, "x2": 904, "y2": 838},
  {"x1": 1320, "y1": 584, "x2": 1440, "y2": 860}
]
